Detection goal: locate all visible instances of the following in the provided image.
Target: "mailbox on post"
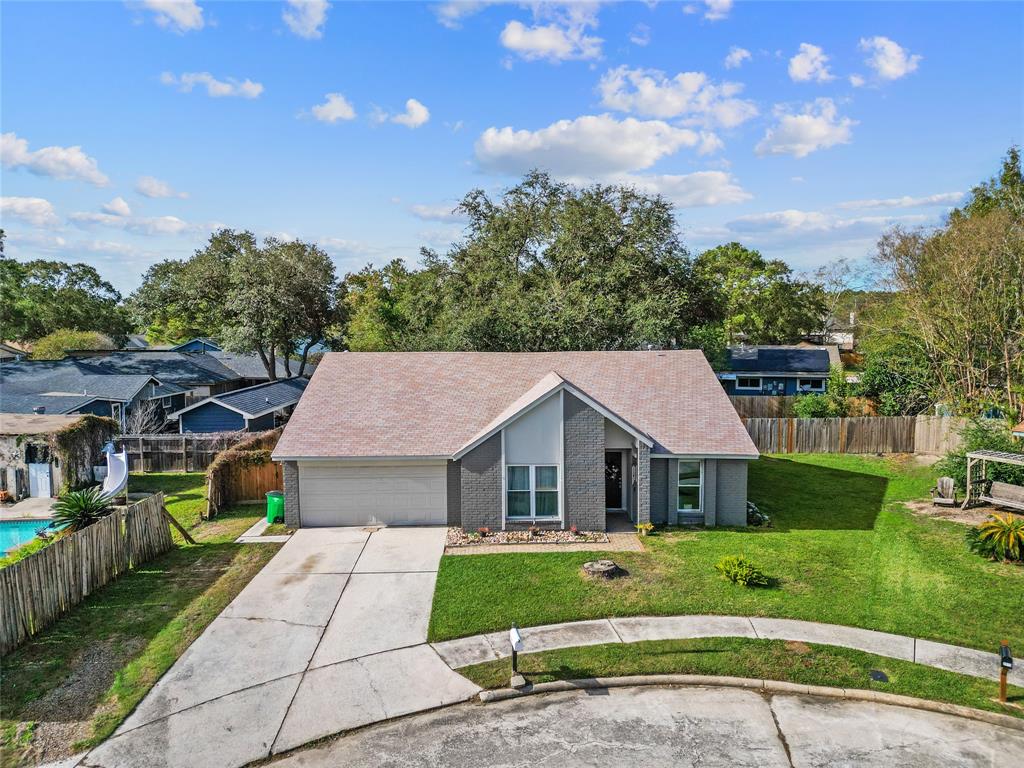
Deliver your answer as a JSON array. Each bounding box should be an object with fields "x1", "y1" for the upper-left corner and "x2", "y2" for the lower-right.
[
  {"x1": 999, "y1": 641, "x2": 1013, "y2": 704},
  {"x1": 510, "y1": 625, "x2": 524, "y2": 673}
]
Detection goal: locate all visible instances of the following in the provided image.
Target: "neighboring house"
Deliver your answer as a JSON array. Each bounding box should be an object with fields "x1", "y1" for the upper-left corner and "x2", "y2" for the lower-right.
[
  {"x1": 718, "y1": 345, "x2": 836, "y2": 396},
  {"x1": 170, "y1": 337, "x2": 222, "y2": 353},
  {"x1": 172, "y1": 378, "x2": 307, "y2": 433},
  {"x1": 272, "y1": 351, "x2": 759, "y2": 531},
  {"x1": 0, "y1": 413, "x2": 86, "y2": 498}
]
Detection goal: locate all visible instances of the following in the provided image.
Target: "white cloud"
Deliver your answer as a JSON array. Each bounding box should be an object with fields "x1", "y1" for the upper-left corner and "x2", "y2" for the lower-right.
[
  {"x1": 140, "y1": 0, "x2": 204, "y2": 33},
  {"x1": 685, "y1": 0, "x2": 733, "y2": 21},
  {"x1": 135, "y1": 175, "x2": 188, "y2": 199},
  {"x1": 102, "y1": 196, "x2": 132, "y2": 216},
  {"x1": 409, "y1": 203, "x2": 467, "y2": 222},
  {"x1": 282, "y1": 0, "x2": 330, "y2": 40},
  {"x1": 433, "y1": 1, "x2": 493, "y2": 29},
  {"x1": 160, "y1": 71, "x2": 264, "y2": 99},
  {"x1": 837, "y1": 192, "x2": 963, "y2": 209},
  {"x1": 475, "y1": 114, "x2": 702, "y2": 176},
  {"x1": 788, "y1": 43, "x2": 834, "y2": 83},
  {"x1": 601, "y1": 171, "x2": 751, "y2": 208},
  {"x1": 391, "y1": 98, "x2": 430, "y2": 128},
  {"x1": 849, "y1": 74, "x2": 866, "y2": 88},
  {"x1": 70, "y1": 211, "x2": 194, "y2": 236},
  {"x1": 1, "y1": 132, "x2": 109, "y2": 186},
  {"x1": 499, "y1": 5, "x2": 602, "y2": 62},
  {"x1": 1, "y1": 196, "x2": 60, "y2": 227},
  {"x1": 860, "y1": 36, "x2": 922, "y2": 80},
  {"x1": 755, "y1": 98, "x2": 855, "y2": 158},
  {"x1": 310, "y1": 93, "x2": 356, "y2": 123},
  {"x1": 629, "y1": 23, "x2": 651, "y2": 47},
  {"x1": 724, "y1": 46, "x2": 751, "y2": 69},
  {"x1": 598, "y1": 66, "x2": 757, "y2": 130}
]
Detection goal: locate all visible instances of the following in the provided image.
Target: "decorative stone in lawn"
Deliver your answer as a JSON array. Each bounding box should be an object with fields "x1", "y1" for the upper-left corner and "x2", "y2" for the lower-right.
[{"x1": 582, "y1": 560, "x2": 625, "y2": 579}]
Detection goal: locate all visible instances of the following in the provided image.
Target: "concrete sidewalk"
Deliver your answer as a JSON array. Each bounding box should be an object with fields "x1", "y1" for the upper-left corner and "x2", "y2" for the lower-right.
[
  {"x1": 432, "y1": 615, "x2": 1024, "y2": 686},
  {"x1": 80, "y1": 526, "x2": 479, "y2": 768}
]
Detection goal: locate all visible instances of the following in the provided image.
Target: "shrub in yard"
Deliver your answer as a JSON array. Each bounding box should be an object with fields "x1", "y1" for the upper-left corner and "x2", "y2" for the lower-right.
[
  {"x1": 715, "y1": 555, "x2": 770, "y2": 587},
  {"x1": 969, "y1": 513, "x2": 1024, "y2": 562},
  {"x1": 51, "y1": 486, "x2": 113, "y2": 533}
]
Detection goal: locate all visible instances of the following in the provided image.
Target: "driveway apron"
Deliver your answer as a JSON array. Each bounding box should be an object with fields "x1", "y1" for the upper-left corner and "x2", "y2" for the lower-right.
[{"x1": 82, "y1": 527, "x2": 479, "y2": 768}]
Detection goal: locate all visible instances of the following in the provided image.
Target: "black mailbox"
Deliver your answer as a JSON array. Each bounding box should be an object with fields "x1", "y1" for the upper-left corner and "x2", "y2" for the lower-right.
[{"x1": 1000, "y1": 644, "x2": 1013, "y2": 670}]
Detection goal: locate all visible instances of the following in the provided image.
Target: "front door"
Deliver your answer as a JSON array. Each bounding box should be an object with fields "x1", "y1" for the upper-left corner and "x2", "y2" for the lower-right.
[
  {"x1": 605, "y1": 451, "x2": 623, "y2": 509},
  {"x1": 28, "y1": 463, "x2": 51, "y2": 498}
]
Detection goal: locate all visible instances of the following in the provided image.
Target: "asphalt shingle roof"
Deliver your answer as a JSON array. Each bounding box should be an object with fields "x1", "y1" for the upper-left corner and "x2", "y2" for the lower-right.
[
  {"x1": 213, "y1": 377, "x2": 307, "y2": 417},
  {"x1": 274, "y1": 351, "x2": 758, "y2": 459},
  {"x1": 725, "y1": 346, "x2": 831, "y2": 375}
]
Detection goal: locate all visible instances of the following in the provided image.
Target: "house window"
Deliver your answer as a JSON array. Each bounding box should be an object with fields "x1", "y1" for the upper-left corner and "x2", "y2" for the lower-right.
[
  {"x1": 735, "y1": 377, "x2": 762, "y2": 391},
  {"x1": 507, "y1": 465, "x2": 559, "y2": 519},
  {"x1": 797, "y1": 378, "x2": 826, "y2": 392},
  {"x1": 162, "y1": 397, "x2": 173, "y2": 408},
  {"x1": 677, "y1": 461, "x2": 703, "y2": 512}
]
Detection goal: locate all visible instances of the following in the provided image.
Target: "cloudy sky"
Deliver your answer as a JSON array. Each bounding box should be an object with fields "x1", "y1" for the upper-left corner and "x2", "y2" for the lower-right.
[{"x1": 2, "y1": 0, "x2": 1021, "y2": 295}]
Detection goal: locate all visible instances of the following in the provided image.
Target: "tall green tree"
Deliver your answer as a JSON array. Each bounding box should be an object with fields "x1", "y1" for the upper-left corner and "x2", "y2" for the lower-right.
[
  {"x1": 693, "y1": 242, "x2": 825, "y2": 344},
  {"x1": 0, "y1": 258, "x2": 129, "y2": 342}
]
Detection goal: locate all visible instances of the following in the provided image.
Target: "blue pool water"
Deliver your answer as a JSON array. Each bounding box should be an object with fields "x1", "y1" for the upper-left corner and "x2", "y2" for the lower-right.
[{"x1": 0, "y1": 520, "x2": 53, "y2": 554}]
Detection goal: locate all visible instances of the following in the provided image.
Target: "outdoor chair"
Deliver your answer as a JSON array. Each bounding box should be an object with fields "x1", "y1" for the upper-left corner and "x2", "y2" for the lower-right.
[{"x1": 930, "y1": 476, "x2": 957, "y2": 507}]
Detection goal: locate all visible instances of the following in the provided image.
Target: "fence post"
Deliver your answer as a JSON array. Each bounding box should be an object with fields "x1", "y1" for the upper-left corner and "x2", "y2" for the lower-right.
[{"x1": 138, "y1": 437, "x2": 145, "y2": 473}]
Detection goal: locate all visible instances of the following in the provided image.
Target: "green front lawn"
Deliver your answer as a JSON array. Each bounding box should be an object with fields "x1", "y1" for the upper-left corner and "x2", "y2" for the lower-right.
[
  {"x1": 1, "y1": 474, "x2": 278, "y2": 765},
  {"x1": 461, "y1": 638, "x2": 1024, "y2": 719},
  {"x1": 429, "y1": 454, "x2": 1023, "y2": 653}
]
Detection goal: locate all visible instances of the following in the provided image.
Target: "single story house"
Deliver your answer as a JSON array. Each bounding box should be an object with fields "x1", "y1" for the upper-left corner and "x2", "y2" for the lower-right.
[
  {"x1": 0, "y1": 413, "x2": 85, "y2": 498},
  {"x1": 171, "y1": 377, "x2": 307, "y2": 433},
  {"x1": 170, "y1": 337, "x2": 222, "y2": 353},
  {"x1": 272, "y1": 351, "x2": 759, "y2": 531},
  {"x1": 717, "y1": 345, "x2": 838, "y2": 396}
]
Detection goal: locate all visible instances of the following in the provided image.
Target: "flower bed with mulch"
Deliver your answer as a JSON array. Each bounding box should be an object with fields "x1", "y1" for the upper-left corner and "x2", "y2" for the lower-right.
[{"x1": 446, "y1": 527, "x2": 609, "y2": 547}]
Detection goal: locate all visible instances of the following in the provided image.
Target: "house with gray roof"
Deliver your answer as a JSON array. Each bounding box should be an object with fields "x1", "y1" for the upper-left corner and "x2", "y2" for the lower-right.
[
  {"x1": 171, "y1": 378, "x2": 307, "y2": 433},
  {"x1": 272, "y1": 351, "x2": 758, "y2": 531},
  {"x1": 717, "y1": 345, "x2": 838, "y2": 397}
]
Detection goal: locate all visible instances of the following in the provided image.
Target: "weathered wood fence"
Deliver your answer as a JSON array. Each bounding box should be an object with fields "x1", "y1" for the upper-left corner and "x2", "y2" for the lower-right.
[
  {"x1": 730, "y1": 395, "x2": 797, "y2": 418},
  {"x1": 115, "y1": 433, "x2": 240, "y2": 473},
  {"x1": 0, "y1": 493, "x2": 174, "y2": 655},
  {"x1": 205, "y1": 429, "x2": 283, "y2": 518},
  {"x1": 742, "y1": 415, "x2": 965, "y2": 455}
]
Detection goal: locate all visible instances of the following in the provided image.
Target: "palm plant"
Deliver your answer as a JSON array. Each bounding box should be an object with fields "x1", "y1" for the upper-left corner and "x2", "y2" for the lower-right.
[
  {"x1": 976, "y1": 513, "x2": 1024, "y2": 562},
  {"x1": 52, "y1": 486, "x2": 113, "y2": 533}
]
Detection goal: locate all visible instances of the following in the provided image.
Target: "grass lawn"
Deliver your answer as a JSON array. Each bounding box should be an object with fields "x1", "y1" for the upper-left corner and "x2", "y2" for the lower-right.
[
  {"x1": 460, "y1": 638, "x2": 1024, "y2": 719},
  {"x1": 429, "y1": 454, "x2": 1023, "y2": 654},
  {"x1": 0, "y1": 473, "x2": 280, "y2": 767}
]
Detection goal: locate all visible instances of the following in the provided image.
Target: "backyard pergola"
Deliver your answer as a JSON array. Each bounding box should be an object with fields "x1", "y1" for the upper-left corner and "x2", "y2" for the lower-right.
[{"x1": 962, "y1": 449, "x2": 1024, "y2": 509}]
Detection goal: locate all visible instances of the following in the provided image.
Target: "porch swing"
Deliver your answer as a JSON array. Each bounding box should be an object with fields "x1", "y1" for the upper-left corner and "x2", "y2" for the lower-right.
[{"x1": 961, "y1": 450, "x2": 1024, "y2": 512}]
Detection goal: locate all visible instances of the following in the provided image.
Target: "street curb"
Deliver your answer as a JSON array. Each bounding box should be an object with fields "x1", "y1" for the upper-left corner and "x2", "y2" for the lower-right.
[{"x1": 477, "y1": 675, "x2": 1024, "y2": 732}]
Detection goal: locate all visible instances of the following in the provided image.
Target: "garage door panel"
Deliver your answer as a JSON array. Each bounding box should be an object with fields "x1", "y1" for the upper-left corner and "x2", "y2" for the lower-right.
[{"x1": 298, "y1": 463, "x2": 447, "y2": 527}]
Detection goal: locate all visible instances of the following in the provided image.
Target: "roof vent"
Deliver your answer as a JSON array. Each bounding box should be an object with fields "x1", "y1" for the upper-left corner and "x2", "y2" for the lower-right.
[
  {"x1": 265, "y1": 397, "x2": 271, "y2": 403},
  {"x1": 32, "y1": 405, "x2": 46, "y2": 414}
]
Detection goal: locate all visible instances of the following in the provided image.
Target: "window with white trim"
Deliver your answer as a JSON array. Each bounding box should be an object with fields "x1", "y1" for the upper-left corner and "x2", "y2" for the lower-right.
[
  {"x1": 507, "y1": 465, "x2": 559, "y2": 519},
  {"x1": 735, "y1": 377, "x2": 762, "y2": 391},
  {"x1": 162, "y1": 396, "x2": 173, "y2": 407},
  {"x1": 797, "y1": 378, "x2": 826, "y2": 392},
  {"x1": 677, "y1": 461, "x2": 702, "y2": 512}
]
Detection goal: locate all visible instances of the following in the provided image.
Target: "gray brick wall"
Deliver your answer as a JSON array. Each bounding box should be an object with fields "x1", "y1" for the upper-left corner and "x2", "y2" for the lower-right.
[
  {"x1": 715, "y1": 459, "x2": 749, "y2": 526},
  {"x1": 636, "y1": 443, "x2": 651, "y2": 524},
  {"x1": 649, "y1": 457, "x2": 668, "y2": 524},
  {"x1": 283, "y1": 461, "x2": 300, "y2": 528},
  {"x1": 446, "y1": 459, "x2": 462, "y2": 527},
  {"x1": 460, "y1": 433, "x2": 502, "y2": 531},
  {"x1": 563, "y1": 392, "x2": 605, "y2": 531},
  {"x1": 702, "y1": 459, "x2": 718, "y2": 526}
]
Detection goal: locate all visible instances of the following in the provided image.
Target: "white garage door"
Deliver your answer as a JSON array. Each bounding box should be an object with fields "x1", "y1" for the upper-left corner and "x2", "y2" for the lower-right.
[{"x1": 298, "y1": 463, "x2": 447, "y2": 527}]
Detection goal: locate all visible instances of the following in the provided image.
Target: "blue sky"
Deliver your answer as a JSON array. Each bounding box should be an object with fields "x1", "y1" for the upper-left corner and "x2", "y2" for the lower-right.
[{"x1": 2, "y1": 1, "x2": 1021, "y2": 296}]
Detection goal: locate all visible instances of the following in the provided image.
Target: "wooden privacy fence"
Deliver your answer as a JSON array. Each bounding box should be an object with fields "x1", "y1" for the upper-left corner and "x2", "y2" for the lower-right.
[
  {"x1": 730, "y1": 396, "x2": 797, "y2": 418},
  {"x1": 742, "y1": 415, "x2": 965, "y2": 455},
  {"x1": 205, "y1": 429, "x2": 283, "y2": 518},
  {"x1": 115, "y1": 433, "x2": 240, "y2": 473},
  {"x1": 0, "y1": 493, "x2": 174, "y2": 656}
]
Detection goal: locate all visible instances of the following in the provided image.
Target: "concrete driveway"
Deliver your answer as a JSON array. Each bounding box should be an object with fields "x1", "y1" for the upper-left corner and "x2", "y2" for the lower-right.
[
  {"x1": 82, "y1": 526, "x2": 479, "y2": 768},
  {"x1": 273, "y1": 685, "x2": 1024, "y2": 768}
]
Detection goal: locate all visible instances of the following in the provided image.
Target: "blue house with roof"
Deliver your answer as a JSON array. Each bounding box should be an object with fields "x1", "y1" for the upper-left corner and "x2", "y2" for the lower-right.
[
  {"x1": 717, "y1": 345, "x2": 836, "y2": 396},
  {"x1": 170, "y1": 378, "x2": 307, "y2": 433}
]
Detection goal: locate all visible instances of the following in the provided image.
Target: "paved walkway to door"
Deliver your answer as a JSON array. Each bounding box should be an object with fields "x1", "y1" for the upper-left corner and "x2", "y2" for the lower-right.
[{"x1": 80, "y1": 526, "x2": 479, "y2": 768}]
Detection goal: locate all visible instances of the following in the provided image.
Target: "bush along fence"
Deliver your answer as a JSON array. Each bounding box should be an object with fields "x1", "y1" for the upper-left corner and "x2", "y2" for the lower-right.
[
  {"x1": 742, "y1": 415, "x2": 966, "y2": 456},
  {"x1": 205, "y1": 428, "x2": 283, "y2": 519},
  {"x1": 115, "y1": 433, "x2": 241, "y2": 473},
  {"x1": 0, "y1": 492, "x2": 174, "y2": 656}
]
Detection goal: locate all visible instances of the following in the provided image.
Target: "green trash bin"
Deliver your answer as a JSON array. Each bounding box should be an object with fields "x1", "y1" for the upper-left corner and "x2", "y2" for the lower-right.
[{"x1": 266, "y1": 491, "x2": 284, "y2": 524}]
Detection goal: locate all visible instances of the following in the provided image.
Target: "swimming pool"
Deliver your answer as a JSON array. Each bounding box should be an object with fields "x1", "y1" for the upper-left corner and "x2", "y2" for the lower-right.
[{"x1": 0, "y1": 520, "x2": 53, "y2": 554}]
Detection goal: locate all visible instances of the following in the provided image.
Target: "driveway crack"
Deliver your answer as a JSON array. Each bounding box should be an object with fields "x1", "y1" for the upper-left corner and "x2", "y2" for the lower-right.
[{"x1": 767, "y1": 696, "x2": 796, "y2": 768}]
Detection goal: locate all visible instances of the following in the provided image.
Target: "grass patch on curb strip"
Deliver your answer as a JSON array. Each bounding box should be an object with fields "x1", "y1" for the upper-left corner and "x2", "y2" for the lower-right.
[
  {"x1": 430, "y1": 454, "x2": 1023, "y2": 652},
  {"x1": 459, "y1": 638, "x2": 1024, "y2": 719}
]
